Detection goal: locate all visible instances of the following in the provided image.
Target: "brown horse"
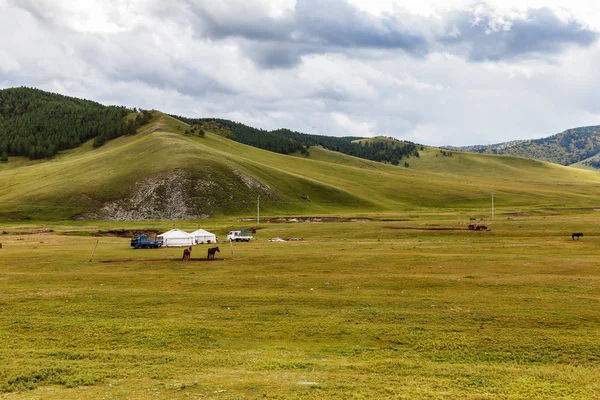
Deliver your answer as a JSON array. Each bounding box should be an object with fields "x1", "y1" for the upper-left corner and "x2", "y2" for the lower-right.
[
  {"x1": 182, "y1": 246, "x2": 192, "y2": 261},
  {"x1": 572, "y1": 232, "x2": 584, "y2": 240},
  {"x1": 207, "y1": 246, "x2": 220, "y2": 259}
]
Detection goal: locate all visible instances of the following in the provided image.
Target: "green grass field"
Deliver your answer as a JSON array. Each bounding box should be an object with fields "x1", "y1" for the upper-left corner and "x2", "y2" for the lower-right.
[
  {"x1": 2, "y1": 112, "x2": 600, "y2": 398},
  {"x1": 1, "y1": 212, "x2": 600, "y2": 399},
  {"x1": 3, "y1": 112, "x2": 600, "y2": 220}
]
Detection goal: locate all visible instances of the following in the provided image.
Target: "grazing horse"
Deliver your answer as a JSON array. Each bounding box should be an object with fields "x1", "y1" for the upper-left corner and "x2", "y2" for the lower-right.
[
  {"x1": 572, "y1": 232, "x2": 584, "y2": 240},
  {"x1": 182, "y1": 246, "x2": 192, "y2": 261},
  {"x1": 207, "y1": 246, "x2": 220, "y2": 259}
]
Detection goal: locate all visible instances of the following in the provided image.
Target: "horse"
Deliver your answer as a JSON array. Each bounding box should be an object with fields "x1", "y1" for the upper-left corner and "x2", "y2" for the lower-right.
[
  {"x1": 182, "y1": 246, "x2": 192, "y2": 261},
  {"x1": 207, "y1": 246, "x2": 220, "y2": 259},
  {"x1": 572, "y1": 232, "x2": 584, "y2": 240}
]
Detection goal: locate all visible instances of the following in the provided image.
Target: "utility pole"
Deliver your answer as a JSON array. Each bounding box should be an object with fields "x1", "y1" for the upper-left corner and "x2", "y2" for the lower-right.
[
  {"x1": 492, "y1": 192, "x2": 495, "y2": 220},
  {"x1": 257, "y1": 195, "x2": 260, "y2": 225},
  {"x1": 89, "y1": 240, "x2": 99, "y2": 262}
]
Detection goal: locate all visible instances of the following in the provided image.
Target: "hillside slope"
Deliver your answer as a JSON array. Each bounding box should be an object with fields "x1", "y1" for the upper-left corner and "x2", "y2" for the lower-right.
[
  {"x1": 454, "y1": 125, "x2": 600, "y2": 166},
  {"x1": 172, "y1": 116, "x2": 419, "y2": 165},
  {"x1": 2, "y1": 112, "x2": 600, "y2": 220}
]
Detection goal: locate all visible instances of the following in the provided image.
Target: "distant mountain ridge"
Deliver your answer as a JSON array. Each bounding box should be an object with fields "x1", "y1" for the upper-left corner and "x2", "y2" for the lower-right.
[
  {"x1": 3, "y1": 110, "x2": 600, "y2": 221},
  {"x1": 3, "y1": 87, "x2": 600, "y2": 221},
  {"x1": 0, "y1": 87, "x2": 419, "y2": 166},
  {"x1": 451, "y1": 125, "x2": 600, "y2": 166},
  {"x1": 171, "y1": 116, "x2": 420, "y2": 165},
  {"x1": 3, "y1": 87, "x2": 599, "y2": 169}
]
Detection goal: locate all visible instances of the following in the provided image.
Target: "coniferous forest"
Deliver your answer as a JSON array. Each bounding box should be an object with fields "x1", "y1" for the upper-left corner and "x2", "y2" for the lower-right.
[
  {"x1": 173, "y1": 116, "x2": 420, "y2": 165},
  {"x1": 0, "y1": 87, "x2": 150, "y2": 161}
]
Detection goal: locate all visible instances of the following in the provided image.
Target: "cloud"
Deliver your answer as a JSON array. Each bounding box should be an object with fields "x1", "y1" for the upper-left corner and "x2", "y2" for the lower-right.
[
  {"x1": 182, "y1": 0, "x2": 429, "y2": 68},
  {"x1": 175, "y1": 0, "x2": 597, "y2": 68},
  {"x1": 293, "y1": 0, "x2": 427, "y2": 51},
  {"x1": 2, "y1": 0, "x2": 600, "y2": 148},
  {"x1": 442, "y1": 5, "x2": 598, "y2": 61},
  {"x1": 8, "y1": 0, "x2": 133, "y2": 33},
  {"x1": 9, "y1": 0, "x2": 598, "y2": 70}
]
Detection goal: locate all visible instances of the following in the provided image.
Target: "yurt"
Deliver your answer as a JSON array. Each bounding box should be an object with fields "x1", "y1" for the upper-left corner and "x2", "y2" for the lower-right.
[
  {"x1": 156, "y1": 228, "x2": 194, "y2": 247},
  {"x1": 189, "y1": 229, "x2": 217, "y2": 244}
]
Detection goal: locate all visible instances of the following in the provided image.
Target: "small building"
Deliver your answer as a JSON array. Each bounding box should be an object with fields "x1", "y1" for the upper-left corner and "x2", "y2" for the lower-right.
[
  {"x1": 156, "y1": 228, "x2": 194, "y2": 247},
  {"x1": 189, "y1": 229, "x2": 217, "y2": 244}
]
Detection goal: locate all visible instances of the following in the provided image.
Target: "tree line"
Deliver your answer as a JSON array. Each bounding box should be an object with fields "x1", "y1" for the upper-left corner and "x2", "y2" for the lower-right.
[
  {"x1": 583, "y1": 159, "x2": 600, "y2": 169},
  {"x1": 0, "y1": 87, "x2": 150, "y2": 161},
  {"x1": 172, "y1": 116, "x2": 420, "y2": 165}
]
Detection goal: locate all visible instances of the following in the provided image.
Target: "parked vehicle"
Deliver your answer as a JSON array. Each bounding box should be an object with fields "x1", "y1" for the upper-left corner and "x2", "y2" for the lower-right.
[
  {"x1": 130, "y1": 235, "x2": 164, "y2": 249},
  {"x1": 227, "y1": 229, "x2": 253, "y2": 242},
  {"x1": 467, "y1": 224, "x2": 488, "y2": 231}
]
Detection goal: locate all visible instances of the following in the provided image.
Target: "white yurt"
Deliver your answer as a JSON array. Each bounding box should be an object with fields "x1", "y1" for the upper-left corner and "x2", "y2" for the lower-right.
[
  {"x1": 189, "y1": 229, "x2": 217, "y2": 244},
  {"x1": 156, "y1": 228, "x2": 194, "y2": 247}
]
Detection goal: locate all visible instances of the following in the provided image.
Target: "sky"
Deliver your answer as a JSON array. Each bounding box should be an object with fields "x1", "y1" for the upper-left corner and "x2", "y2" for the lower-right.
[{"x1": 1, "y1": 0, "x2": 599, "y2": 146}]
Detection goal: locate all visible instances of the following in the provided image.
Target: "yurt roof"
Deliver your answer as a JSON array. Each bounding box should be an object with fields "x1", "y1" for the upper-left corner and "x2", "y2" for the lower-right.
[
  {"x1": 158, "y1": 228, "x2": 193, "y2": 238},
  {"x1": 189, "y1": 229, "x2": 215, "y2": 236}
]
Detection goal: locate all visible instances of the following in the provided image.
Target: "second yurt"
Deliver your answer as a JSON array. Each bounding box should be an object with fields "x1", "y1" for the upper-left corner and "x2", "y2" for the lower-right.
[
  {"x1": 189, "y1": 229, "x2": 217, "y2": 244},
  {"x1": 156, "y1": 229, "x2": 194, "y2": 247}
]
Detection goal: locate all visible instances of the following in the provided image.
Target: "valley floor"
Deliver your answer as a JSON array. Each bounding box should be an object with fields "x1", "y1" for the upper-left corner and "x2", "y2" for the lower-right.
[{"x1": 1, "y1": 212, "x2": 600, "y2": 399}]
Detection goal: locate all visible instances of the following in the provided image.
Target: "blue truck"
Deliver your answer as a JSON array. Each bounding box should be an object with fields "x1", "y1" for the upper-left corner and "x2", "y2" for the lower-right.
[{"x1": 130, "y1": 235, "x2": 164, "y2": 249}]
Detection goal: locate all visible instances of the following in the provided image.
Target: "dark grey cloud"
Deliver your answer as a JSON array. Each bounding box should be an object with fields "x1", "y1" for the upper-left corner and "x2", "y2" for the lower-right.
[
  {"x1": 183, "y1": 1, "x2": 290, "y2": 41},
  {"x1": 443, "y1": 7, "x2": 598, "y2": 61},
  {"x1": 182, "y1": 0, "x2": 429, "y2": 68},
  {"x1": 243, "y1": 43, "x2": 304, "y2": 69},
  {"x1": 293, "y1": 0, "x2": 427, "y2": 51},
  {"x1": 175, "y1": 0, "x2": 598, "y2": 68}
]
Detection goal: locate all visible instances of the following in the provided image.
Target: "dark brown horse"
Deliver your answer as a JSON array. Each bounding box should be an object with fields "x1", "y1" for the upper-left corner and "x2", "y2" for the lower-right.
[
  {"x1": 572, "y1": 232, "x2": 584, "y2": 240},
  {"x1": 182, "y1": 246, "x2": 192, "y2": 261},
  {"x1": 207, "y1": 246, "x2": 220, "y2": 259}
]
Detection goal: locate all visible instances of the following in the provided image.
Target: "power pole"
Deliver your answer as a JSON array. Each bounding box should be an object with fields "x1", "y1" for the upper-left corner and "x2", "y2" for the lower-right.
[
  {"x1": 89, "y1": 240, "x2": 99, "y2": 262},
  {"x1": 492, "y1": 192, "x2": 495, "y2": 220},
  {"x1": 257, "y1": 195, "x2": 260, "y2": 225}
]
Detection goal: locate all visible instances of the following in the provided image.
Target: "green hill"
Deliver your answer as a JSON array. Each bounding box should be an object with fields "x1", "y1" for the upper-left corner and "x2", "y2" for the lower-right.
[
  {"x1": 0, "y1": 87, "x2": 149, "y2": 160},
  {"x1": 454, "y1": 125, "x2": 600, "y2": 166},
  {"x1": 171, "y1": 116, "x2": 419, "y2": 165},
  {"x1": 2, "y1": 111, "x2": 600, "y2": 220}
]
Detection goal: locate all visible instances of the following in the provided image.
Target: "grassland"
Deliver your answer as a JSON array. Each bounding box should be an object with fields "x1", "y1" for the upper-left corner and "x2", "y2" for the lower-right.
[
  {"x1": 1, "y1": 212, "x2": 600, "y2": 399},
  {"x1": 2, "y1": 111, "x2": 600, "y2": 398},
  {"x1": 2, "y1": 112, "x2": 600, "y2": 220}
]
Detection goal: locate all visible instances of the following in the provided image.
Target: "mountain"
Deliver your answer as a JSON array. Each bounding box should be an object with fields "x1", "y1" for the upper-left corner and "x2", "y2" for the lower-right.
[
  {"x1": 1, "y1": 87, "x2": 600, "y2": 220},
  {"x1": 452, "y1": 125, "x2": 600, "y2": 166},
  {"x1": 2, "y1": 110, "x2": 600, "y2": 220}
]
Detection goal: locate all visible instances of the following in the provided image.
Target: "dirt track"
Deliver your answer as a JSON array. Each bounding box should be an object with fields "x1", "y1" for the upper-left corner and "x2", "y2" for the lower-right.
[
  {"x1": 237, "y1": 216, "x2": 373, "y2": 223},
  {"x1": 383, "y1": 226, "x2": 467, "y2": 231},
  {"x1": 92, "y1": 258, "x2": 227, "y2": 263}
]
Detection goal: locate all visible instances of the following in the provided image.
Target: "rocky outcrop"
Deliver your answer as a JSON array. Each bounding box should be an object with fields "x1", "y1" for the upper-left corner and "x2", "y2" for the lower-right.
[{"x1": 81, "y1": 169, "x2": 279, "y2": 220}]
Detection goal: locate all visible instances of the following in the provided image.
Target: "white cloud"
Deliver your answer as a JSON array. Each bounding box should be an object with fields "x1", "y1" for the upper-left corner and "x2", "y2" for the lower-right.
[
  {"x1": 333, "y1": 112, "x2": 375, "y2": 137},
  {"x1": 0, "y1": 50, "x2": 20, "y2": 73},
  {"x1": 0, "y1": 0, "x2": 599, "y2": 148}
]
